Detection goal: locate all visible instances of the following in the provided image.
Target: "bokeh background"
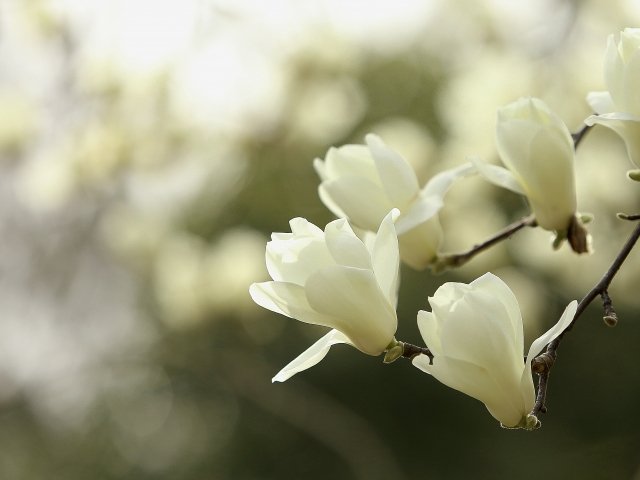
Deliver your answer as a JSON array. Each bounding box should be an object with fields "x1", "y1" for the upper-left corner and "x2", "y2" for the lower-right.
[{"x1": 1, "y1": 1, "x2": 640, "y2": 478}]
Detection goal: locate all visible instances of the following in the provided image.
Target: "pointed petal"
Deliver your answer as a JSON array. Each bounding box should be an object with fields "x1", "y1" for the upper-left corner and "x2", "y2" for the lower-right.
[
  {"x1": 471, "y1": 157, "x2": 525, "y2": 195},
  {"x1": 470, "y1": 273, "x2": 524, "y2": 354},
  {"x1": 320, "y1": 176, "x2": 393, "y2": 231},
  {"x1": 249, "y1": 281, "x2": 332, "y2": 327},
  {"x1": 324, "y1": 218, "x2": 372, "y2": 270},
  {"x1": 416, "y1": 310, "x2": 442, "y2": 356},
  {"x1": 421, "y1": 162, "x2": 476, "y2": 198},
  {"x1": 272, "y1": 329, "x2": 351, "y2": 382},
  {"x1": 585, "y1": 114, "x2": 640, "y2": 167},
  {"x1": 395, "y1": 196, "x2": 443, "y2": 234},
  {"x1": 586, "y1": 91, "x2": 615, "y2": 114},
  {"x1": 366, "y1": 134, "x2": 420, "y2": 209},
  {"x1": 526, "y1": 300, "x2": 577, "y2": 362},
  {"x1": 371, "y1": 210, "x2": 400, "y2": 307}
]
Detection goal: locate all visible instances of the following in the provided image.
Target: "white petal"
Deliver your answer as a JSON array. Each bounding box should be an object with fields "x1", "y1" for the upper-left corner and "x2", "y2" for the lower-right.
[
  {"x1": 470, "y1": 157, "x2": 525, "y2": 195},
  {"x1": 416, "y1": 310, "x2": 442, "y2": 356},
  {"x1": 526, "y1": 300, "x2": 578, "y2": 363},
  {"x1": 249, "y1": 281, "x2": 332, "y2": 327},
  {"x1": 266, "y1": 235, "x2": 333, "y2": 285},
  {"x1": 395, "y1": 196, "x2": 443, "y2": 235},
  {"x1": 585, "y1": 114, "x2": 640, "y2": 167},
  {"x1": 305, "y1": 265, "x2": 396, "y2": 355},
  {"x1": 325, "y1": 144, "x2": 379, "y2": 181},
  {"x1": 470, "y1": 273, "x2": 524, "y2": 354},
  {"x1": 320, "y1": 176, "x2": 393, "y2": 231},
  {"x1": 272, "y1": 329, "x2": 351, "y2": 382},
  {"x1": 586, "y1": 91, "x2": 615, "y2": 114},
  {"x1": 396, "y1": 216, "x2": 442, "y2": 269},
  {"x1": 421, "y1": 162, "x2": 476, "y2": 199},
  {"x1": 371, "y1": 210, "x2": 400, "y2": 307},
  {"x1": 324, "y1": 218, "x2": 372, "y2": 270},
  {"x1": 366, "y1": 134, "x2": 420, "y2": 209}
]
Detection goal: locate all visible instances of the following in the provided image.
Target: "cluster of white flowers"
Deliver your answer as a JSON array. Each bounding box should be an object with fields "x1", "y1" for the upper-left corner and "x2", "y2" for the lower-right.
[{"x1": 250, "y1": 29, "x2": 640, "y2": 430}]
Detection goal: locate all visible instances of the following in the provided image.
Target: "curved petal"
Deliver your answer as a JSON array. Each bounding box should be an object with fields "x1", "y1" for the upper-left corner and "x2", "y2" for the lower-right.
[
  {"x1": 266, "y1": 235, "x2": 334, "y2": 285},
  {"x1": 371, "y1": 210, "x2": 400, "y2": 307},
  {"x1": 397, "y1": 217, "x2": 442, "y2": 269},
  {"x1": 413, "y1": 354, "x2": 526, "y2": 427},
  {"x1": 585, "y1": 113, "x2": 640, "y2": 167},
  {"x1": 320, "y1": 176, "x2": 393, "y2": 231},
  {"x1": 586, "y1": 91, "x2": 615, "y2": 115},
  {"x1": 324, "y1": 218, "x2": 372, "y2": 270},
  {"x1": 324, "y1": 145, "x2": 379, "y2": 181},
  {"x1": 420, "y1": 162, "x2": 476, "y2": 198},
  {"x1": 526, "y1": 300, "x2": 577, "y2": 363},
  {"x1": 470, "y1": 273, "x2": 524, "y2": 353},
  {"x1": 366, "y1": 134, "x2": 420, "y2": 209},
  {"x1": 249, "y1": 281, "x2": 334, "y2": 327},
  {"x1": 395, "y1": 196, "x2": 443, "y2": 235},
  {"x1": 416, "y1": 310, "x2": 442, "y2": 356},
  {"x1": 272, "y1": 329, "x2": 351, "y2": 382},
  {"x1": 305, "y1": 265, "x2": 396, "y2": 355},
  {"x1": 471, "y1": 157, "x2": 525, "y2": 195}
]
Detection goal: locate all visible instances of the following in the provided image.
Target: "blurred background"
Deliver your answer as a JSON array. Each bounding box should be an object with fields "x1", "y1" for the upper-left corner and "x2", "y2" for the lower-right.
[{"x1": 1, "y1": 0, "x2": 640, "y2": 478}]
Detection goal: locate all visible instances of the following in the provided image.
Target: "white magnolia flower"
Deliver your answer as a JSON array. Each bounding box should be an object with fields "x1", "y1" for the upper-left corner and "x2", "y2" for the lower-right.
[
  {"x1": 249, "y1": 210, "x2": 400, "y2": 382},
  {"x1": 314, "y1": 134, "x2": 474, "y2": 270},
  {"x1": 473, "y1": 98, "x2": 578, "y2": 234},
  {"x1": 585, "y1": 28, "x2": 640, "y2": 168},
  {"x1": 412, "y1": 272, "x2": 577, "y2": 429}
]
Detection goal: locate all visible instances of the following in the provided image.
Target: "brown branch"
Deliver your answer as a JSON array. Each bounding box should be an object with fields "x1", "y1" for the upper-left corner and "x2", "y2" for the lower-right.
[
  {"x1": 431, "y1": 215, "x2": 537, "y2": 272},
  {"x1": 531, "y1": 221, "x2": 640, "y2": 416},
  {"x1": 572, "y1": 123, "x2": 593, "y2": 150}
]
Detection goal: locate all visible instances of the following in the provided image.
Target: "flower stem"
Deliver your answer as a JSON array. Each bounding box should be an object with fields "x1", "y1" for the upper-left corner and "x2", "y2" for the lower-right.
[
  {"x1": 431, "y1": 215, "x2": 537, "y2": 272},
  {"x1": 531, "y1": 220, "x2": 640, "y2": 416}
]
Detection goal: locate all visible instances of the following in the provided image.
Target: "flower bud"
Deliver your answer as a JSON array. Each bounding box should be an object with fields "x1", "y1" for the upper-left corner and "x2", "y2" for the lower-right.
[{"x1": 493, "y1": 98, "x2": 577, "y2": 232}]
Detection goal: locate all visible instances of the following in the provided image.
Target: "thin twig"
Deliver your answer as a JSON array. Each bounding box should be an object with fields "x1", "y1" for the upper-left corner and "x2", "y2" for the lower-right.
[
  {"x1": 531, "y1": 221, "x2": 640, "y2": 416},
  {"x1": 432, "y1": 215, "x2": 537, "y2": 272},
  {"x1": 572, "y1": 123, "x2": 594, "y2": 150},
  {"x1": 401, "y1": 342, "x2": 433, "y2": 363}
]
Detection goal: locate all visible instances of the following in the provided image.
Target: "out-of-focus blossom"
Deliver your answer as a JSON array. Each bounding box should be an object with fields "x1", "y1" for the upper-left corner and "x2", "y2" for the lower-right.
[
  {"x1": 250, "y1": 211, "x2": 399, "y2": 382},
  {"x1": 314, "y1": 134, "x2": 473, "y2": 269},
  {"x1": 413, "y1": 272, "x2": 577, "y2": 429},
  {"x1": 586, "y1": 28, "x2": 640, "y2": 170}
]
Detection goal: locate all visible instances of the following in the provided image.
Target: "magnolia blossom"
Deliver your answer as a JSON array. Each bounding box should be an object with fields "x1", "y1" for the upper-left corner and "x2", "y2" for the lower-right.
[
  {"x1": 473, "y1": 97, "x2": 578, "y2": 234},
  {"x1": 412, "y1": 272, "x2": 577, "y2": 429},
  {"x1": 585, "y1": 28, "x2": 640, "y2": 168},
  {"x1": 249, "y1": 211, "x2": 400, "y2": 382},
  {"x1": 314, "y1": 134, "x2": 473, "y2": 270}
]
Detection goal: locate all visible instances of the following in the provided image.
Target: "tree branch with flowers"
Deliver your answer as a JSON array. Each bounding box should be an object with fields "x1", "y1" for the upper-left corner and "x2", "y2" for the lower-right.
[{"x1": 250, "y1": 28, "x2": 640, "y2": 430}]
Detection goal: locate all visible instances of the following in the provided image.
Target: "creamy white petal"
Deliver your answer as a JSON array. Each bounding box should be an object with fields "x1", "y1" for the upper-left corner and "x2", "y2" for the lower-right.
[
  {"x1": 471, "y1": 157, "x2": 525, "y2": 195},
  {"x1": 272, "y1": 329, "x2": 351, "y2": 382},
  {"x1": 395, "y1": 196, "x2": 443, "y2": 235},
  {"x1": 470, "y1": 273, "x2": 523, "y2": 352},
  {"x1": 396, "y1": 217, "x2": 442, "y2": 269},
  {"x1": 324, "y1": 218, "x2": 372, "y2": 270},
  {"x1": 526, "y1": 300, "x2": 578, "y2": 364},
  {"x1": 586, "y1": 91, "x2": 615, "y2": 115},
  {"x1": 249, "y1": 281, "x2": 334, "y2": 327},
  {"x1": 421, "y1": 162, "x2": 476, "y2": 199},
  {"x1": 266, "y1": 235, "x2": 334, "y2": 285},
  {"x1": 366, "y1": 134, "x2": 420, "y2": 209},
  {"x1": 324, "y1": 145, "x2": 379, "y2": 181},
  {"x1": 416, "y1": 310, "x2": 442, "y2": 356},
  {"x1": 320, "y1": 176, "x2": 393, "y2": 231},
  {"x1": 585, "y1": 113, "x2": 640, "y2": 167},
  {"x1": 371, "y1": 210, "x2": 400, "y2": 307},
  {"x1": 305, "y1": 265, "x2": 396, "y2": 355}
]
